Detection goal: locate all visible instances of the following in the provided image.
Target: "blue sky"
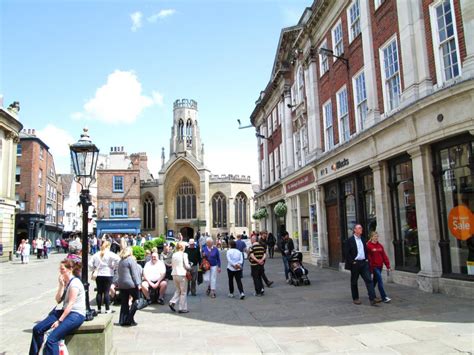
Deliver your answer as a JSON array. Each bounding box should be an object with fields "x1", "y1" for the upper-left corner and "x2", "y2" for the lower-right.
[{"x1": 1, "y1": 0, "x2": 309, "y2": 181}]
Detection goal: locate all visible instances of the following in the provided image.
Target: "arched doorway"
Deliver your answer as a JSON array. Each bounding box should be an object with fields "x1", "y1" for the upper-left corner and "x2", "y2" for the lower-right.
[{"x1": 180, "y1": 227, "x2": 194, "y2": 241}]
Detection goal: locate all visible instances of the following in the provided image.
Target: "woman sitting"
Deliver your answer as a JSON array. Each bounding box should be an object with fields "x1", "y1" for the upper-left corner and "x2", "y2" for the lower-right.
[{"x1": 30, "y1": 259, "x2": 85, "y2": 355}]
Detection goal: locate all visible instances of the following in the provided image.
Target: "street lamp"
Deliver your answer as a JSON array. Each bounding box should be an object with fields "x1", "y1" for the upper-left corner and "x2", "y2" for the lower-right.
[
  {"x1": 164, "y1": 215, "x2": 168, "y2": 236},
  {"x1": 69, "y1": 127, "x2": 99, "y2": 320},
  {"x1": 318, "y1": 47, "x2": 349, "y2": 69}
]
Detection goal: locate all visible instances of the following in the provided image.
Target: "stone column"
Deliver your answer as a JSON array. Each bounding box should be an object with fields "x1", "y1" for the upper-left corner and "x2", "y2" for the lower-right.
[
  {"x1": 283, "y1": 88, "x2": 295, "y2": 175},
  {"x1": 315, "y1": 185, "x2": 328, "y2": 266},
  {"x1": 360, "y1": 0, "x2": 380, "y2": 127},
  {"x1": 371, "y1": 161, "x2": 395, "y2": 267},
  {"x1": 408, "y1": 146, "x2": 442, "y2": 292},
  {"x1": 461, "y1": 0, "x2": 474, "y2": 78},
  {"x1": 304, "y1": 57, "x2": 321, "y2": 158},
  {"x1": 228, "y1": 196, "x2": 235, "y2": 236},
  {"x1": 200, "y1": 170, "x2": 210, "y2": 235},
  {"x1": 262, "y1": 126, "x2": 270, "y2": 188},
  {"x1": 296, "y1": 194, "x2": 302, "y2": 251},
  {"x1": 397, "y1": 0, "x2": 432, "y2": 105}
]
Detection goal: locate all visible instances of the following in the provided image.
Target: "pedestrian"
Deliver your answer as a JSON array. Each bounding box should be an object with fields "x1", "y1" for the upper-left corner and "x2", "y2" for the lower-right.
[
  {"x1": 29, "y1": 259, "x2": 85, "y2": 355},
  {"x1": 91, "y1": 235, "x2": 98, "y2": 255},
  {"x1": 169, "y1": 242, "x2": 191, "y2": 314},
  {"x1": 242, "y1": 231, "x2": 248, "y2": 239},
  {"x1": 184, "y1": 239, "x2": 201, "y2": 296},
  {"x1": 198, "y1": 233, "x2": 206, "y2": 251},
  {"x1": 235, "y1": 234, "x2": 247, "y2": 275},
  {"x1": 44, "y1": 239, "x2": 51, "y2": 259},
  {"x1": 17, "y1": 239, "x2": 26, "y2": 264},
  {"x1": 367, "y1": 231, "x2": 392, "y2": 303},
  {"x1": 344, "y1": 224, "x2": 377, "y2": 306},
  {"x1": 89, "y1": 241, "x2": 120, "y2": 314},
  {"x1": 36, "y1": 238, "x2": 44, "y2": 259},
  {"x1": 267, "y1": 232, "x2": 276, "y2": 259},
  {"x1": 278, "y1": 231, "x2": 294, "y2": 282},
  {"x1": 226, "y1": 240, "x2": 245, "y2": 299},
  {"x1": 117, "y1": 246, "x2": 142, "y2": 326},
  {"x1": 248, "y1": 235, "x2": 266, "y2": 296},
  {"x1": 141, "y1": 252, "x2": 167, "y2": 305},
  {"x1": 201, "y1": 237, "x2": 221, "y2": 298},
  {"x1": 55, "y1": 238, "x2": 61, "y2": 253},
  {"x1": 32, "y1": 238, "x2": 37, "y2": 255},
  {"x1": 160, "y1": 244, "x2": 173, "y2": 280}
]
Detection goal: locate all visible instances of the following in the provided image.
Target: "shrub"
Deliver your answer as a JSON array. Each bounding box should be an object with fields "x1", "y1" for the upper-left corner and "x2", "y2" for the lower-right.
[
  {"x1": 143, "y1": 240, "x2": 155, "y2": 251},
  {"x1": 132, "y1": 246, "x2": 145, "y2": 260},
  {"x1": 274, "y1": 201, "x2": 287, "y2": 217},
  {"x1": 253, "y1": 207, "x2": 268, "y2": 220}
]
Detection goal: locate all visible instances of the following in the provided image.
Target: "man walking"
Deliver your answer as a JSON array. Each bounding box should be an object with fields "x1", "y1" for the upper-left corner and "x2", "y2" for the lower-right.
[
  {"x1": 344, "y1": 224, "x2": 377, "y2": 306},
  {"x1": 185, "y1": 239, "x2": 201, "y2": 296},
  {"x1": 258, "y1": 231, "x2": 273, "y2": 288},
  {"x1": 278, "y1": 231, "x2": 294, "y2": 282},
  {"x1": 248, "y1": 236, "x2": 266, "y2": 296}
]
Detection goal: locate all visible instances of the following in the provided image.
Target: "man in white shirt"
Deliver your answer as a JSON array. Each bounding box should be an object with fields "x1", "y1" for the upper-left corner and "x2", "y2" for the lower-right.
[
  {"x1": 141, "y1": 252, "x2": 167, "y2": 304},
  {"x1": 36, "y1": 238, "x2": 44, "y2": 259}
]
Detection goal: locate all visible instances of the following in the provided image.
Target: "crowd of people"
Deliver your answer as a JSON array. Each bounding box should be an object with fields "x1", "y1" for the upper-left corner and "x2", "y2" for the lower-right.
[{"x1": 28, "y1": 224, "x2": 393, "y2": 354}]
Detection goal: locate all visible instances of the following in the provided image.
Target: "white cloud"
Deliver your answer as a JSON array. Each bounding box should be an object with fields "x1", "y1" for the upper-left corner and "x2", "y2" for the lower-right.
[
  {"x1": 152, "y1": 91, "x2": 164, "y2": 106},
  {"x1": 37, "y1": 124, "x2": 75, "y2": 158},
  {"x1": 148, "y1": 9, "x2": 176, "y2": 23},
  {"x1": 78, "y1": 70, "x2": 158, "y2": 124},
  {"x1": 130, "y1": 11, "x2": 143, "y2": 32},
  {"x1": 71, "y1": 112, "x2": 84, "y2": 120}
]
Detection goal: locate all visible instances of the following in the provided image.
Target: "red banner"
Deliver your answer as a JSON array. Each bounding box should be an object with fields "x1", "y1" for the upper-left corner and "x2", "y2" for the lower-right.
[{"x1": 286, "y1": 171, "x2": 315, "y2": 193}]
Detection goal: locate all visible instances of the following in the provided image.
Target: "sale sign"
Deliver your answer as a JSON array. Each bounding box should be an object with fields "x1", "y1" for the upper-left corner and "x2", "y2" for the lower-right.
[{"x1": 448, "y1": 205, "x2": 474, "y2": 241}]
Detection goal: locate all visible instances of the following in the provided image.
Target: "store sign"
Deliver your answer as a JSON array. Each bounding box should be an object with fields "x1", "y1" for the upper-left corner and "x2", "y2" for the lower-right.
[
  {"x1": 331, "y1": 158, "x2": 349, "y2": 171},
  {"x1": 267, "y1": 186, "x2": 283, "y2": 200},
  {"x1": 286, "y1": 172, "x2": 315, "y2": 193},
  {"x1": 448, "y1": 205, "x2": 474, "y2": 241}
]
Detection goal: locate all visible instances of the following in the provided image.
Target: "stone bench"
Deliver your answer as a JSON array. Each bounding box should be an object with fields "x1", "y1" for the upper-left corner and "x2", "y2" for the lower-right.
[{"x1": 65, "y1": 313, "x2": 115, "y2": 355}]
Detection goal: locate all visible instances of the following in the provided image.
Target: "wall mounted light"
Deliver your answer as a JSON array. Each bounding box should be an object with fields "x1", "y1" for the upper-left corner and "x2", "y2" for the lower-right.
[{"x1": 319, "y1": 47, "x2": 349, "y2": 69}]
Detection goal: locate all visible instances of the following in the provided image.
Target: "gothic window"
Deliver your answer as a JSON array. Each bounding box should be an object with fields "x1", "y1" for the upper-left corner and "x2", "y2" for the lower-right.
[
  {"x1": 176, "y1": 178, "x2": 196, "y2": 219},
  {"x1": 234, "y1": 192, "x2": 247, "y2": 227},
  {"x1": 186, "y1": 119, "x2": 193, "y2": 148},
  {"x1": 143, "y1": 194, "x2": 156, "y2": 230},
  {"x1": 212, "y1": 192, "x2": 227, "y2": 228},
  {"x1": 178, "y1": 119, "x2": 184, "y2": 141}
]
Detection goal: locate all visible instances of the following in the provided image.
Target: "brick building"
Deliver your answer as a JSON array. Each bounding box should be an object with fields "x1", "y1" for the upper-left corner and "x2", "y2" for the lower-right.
[
  {"x1": 14, "y1": 129, "x2": 63, "y2": 247},
  {"x1": 251, "y1": 0, "x2": 473, "y2": 297}
]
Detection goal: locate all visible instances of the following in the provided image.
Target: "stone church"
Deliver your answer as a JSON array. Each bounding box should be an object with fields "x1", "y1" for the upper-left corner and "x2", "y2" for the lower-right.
[{"x1": 100, "y1": 99, "x2": 255, "y2": 240}]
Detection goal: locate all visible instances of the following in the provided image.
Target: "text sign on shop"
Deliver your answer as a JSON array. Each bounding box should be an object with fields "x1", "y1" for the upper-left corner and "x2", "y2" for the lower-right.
[
  {"x1": 448, "y1": 205, "x2": 474, "y2": 241},
  {"x1": 286, "y1": 172, "x2": 315, "y2": 193}
]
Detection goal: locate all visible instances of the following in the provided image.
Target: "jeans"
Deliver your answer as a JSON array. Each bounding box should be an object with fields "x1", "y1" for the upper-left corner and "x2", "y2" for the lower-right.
[
  {"x1": 119, "y1": 288, "x2": 139, "y2": 325},
  {"x1": 30, "y1": 309, "x2": 85, "y2": 355},
  {"x1": 227, "y1": 269, "x2": 243, "y2": 294},
  {"x1": 282, "y1": 255, "x2": 290, "y2": 279},
  {"x1": 372, "y1": 267, "x2": 387, "y2": 299},
  {"x1": 251, "y1": 264, "x2": 264, "y2": 294},
  {"x1": 350, "y1": 260, "x2": 376, "y2": 301},
  {"x1": 268, "y1": 245, "x2": 275, "y2": 258},
  {"x1": 96, "y1": 276, "x2": 113, "y2": 311}
]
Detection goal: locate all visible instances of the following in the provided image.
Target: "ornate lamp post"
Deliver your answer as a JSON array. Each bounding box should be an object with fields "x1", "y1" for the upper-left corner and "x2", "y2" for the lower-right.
[
  {"x1": 164, "y1": 215, "x2": 168, "y2": 236},
  {"x1": 69, "y1": 128, "x2": 99, "y2": 320}
]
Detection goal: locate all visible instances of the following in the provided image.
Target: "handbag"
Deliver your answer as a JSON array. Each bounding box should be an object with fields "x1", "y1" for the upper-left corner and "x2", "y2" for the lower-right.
[
  {"x1": 200, "y1": 257, "x2": 210, "y2": 272},
  {"x1": 135, "y1": 293, "x2": 148, "y2": 310},
  {"x1": 186, "y1": 271, "x2": 192, "y2": 281}
]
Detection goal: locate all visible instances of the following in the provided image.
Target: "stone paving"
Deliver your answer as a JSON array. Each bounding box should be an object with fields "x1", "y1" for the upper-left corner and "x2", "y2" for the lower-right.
[{"x1": 0, "y1": 251, "x2": 473, "y2": 354}]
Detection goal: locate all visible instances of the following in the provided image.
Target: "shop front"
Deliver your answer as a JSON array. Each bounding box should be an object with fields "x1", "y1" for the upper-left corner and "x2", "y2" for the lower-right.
[{"x1": 96, "y1": 218, "x2": 141, "y2": 237}]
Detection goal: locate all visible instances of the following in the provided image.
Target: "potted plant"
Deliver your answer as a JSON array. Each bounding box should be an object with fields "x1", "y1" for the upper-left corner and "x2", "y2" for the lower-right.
[
  {"x1": 274, "y1": 201, "x2": 287, "y2": 217},
  {"x1": 132, "y1": 245, "x2": 146, "y2": 267}
]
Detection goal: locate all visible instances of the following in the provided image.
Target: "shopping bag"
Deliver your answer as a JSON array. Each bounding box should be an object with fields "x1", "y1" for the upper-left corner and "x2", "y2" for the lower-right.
[{"x1": 58, "y1": 339, "x2": 69, "y2": 355}]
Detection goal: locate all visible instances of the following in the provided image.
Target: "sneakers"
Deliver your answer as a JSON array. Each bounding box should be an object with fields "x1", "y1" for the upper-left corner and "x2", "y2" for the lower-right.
[
  {"x1": 260, "y1": 289, "x2": 265, "y2": 296},
  {"x1": 383, "y1": 297, "x2": 391, "y2": 303},
  {"x1": 97, "y1": 309, "x2": 103, "y2": 314},
  {"x1": 353, "y1": 299, "x2": 362, "y2": 305},
  {"x1": 228, "y1": 293, "x2": 234, "y2": 298},
  {"x1": 240, "y1": 293, "x2": 245, "y2": 300},
  {"x1": 169, "y1": 302, "x2": 176, "y2": 312}
]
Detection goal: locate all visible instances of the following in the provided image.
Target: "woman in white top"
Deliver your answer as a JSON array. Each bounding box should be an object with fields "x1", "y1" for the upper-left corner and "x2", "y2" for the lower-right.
[
  {"x1": 169, "y1": 242, "x2": 191, "y2": 313},
  {"x1": 226, "y1": 240, "x2": 245, "y2": 299},
  {"x1": 89, "y1": 241, "x2": 120, "y2": 313}
]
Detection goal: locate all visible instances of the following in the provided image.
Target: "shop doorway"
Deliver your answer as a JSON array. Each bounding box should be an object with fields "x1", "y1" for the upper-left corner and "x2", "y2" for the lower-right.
[
  {"x1": 179, "y1": 227, "x2": 194, "y2": 241},
  {"x1": 326, "y1": 203, "x2": 342, "y2": 268}
]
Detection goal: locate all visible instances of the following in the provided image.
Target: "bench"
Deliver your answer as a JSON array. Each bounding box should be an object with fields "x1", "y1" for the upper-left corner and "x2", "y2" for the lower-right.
[{"x1": 65, "y1": 313, "x2": 115, "y2": 355}]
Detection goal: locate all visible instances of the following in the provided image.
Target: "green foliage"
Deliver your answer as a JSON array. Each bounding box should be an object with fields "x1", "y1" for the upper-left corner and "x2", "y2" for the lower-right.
[
  {"x1": 132, "y1": 246, "x2": 145, "y2": 260},
  {"x1": 153, "y1": 236, "x2": 165, "y2": 247},
  {"x1": 253, "y1": 207, "x2": 269, "y2": 220},
  {"x1": 274, "y1": 201, "x2": 288, "y2": 217},
  {"x1": 143, "y1": 240, "x2": 155, "y2": 251}
]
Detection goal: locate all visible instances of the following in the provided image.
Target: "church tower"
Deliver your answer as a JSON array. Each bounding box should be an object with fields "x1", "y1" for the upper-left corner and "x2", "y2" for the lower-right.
[{"x1": 170, "y1": 99, "x2": 203, "y2": 163}]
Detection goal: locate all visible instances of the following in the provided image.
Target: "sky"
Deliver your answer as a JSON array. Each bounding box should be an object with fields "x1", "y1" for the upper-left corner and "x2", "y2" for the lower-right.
[{"x1": 1, "y1": 0, "x2": 310, "y2": 182}]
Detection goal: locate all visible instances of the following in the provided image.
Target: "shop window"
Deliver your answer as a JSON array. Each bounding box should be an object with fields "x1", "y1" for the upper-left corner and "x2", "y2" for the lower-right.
[
  {"x1": 343, "y1": 179, "x2": 357, "y2": 239},
  {"x1": 362, "y1": 173, "x2": 377, "y2": 233},
  {"x1": 433, "y1": 137, "x2": 473, "y2": 278},
  {"x1": 389, "y1": 156, "x2": 420, "y2": 272},
  {"x1": 212, "y1": 192, "x2": 227, "y2": 228},
  {"x1": 290, "y1": 197, "x2": 299, "y2": 249},
  {"x1": 309, "y1": 190, "x2": 319, "y2": 255}
]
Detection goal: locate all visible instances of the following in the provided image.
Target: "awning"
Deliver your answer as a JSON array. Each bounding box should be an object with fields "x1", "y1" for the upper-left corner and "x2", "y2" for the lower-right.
[{"x1": 96, "y1": 218, "x2": 141, "y2": 236}]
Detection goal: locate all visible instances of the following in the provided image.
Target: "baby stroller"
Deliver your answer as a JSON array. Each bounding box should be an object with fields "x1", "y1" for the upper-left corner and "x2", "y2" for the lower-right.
[{"x1": 288, "y1": 251, "x2": 310, "y2": 286}]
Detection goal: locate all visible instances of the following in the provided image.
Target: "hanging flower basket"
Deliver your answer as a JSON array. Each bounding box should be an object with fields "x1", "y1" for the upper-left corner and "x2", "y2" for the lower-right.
[
  {"x1": 274, "y1": 201, "x2": 287, "y2": 217},
  {"x1": 252, "y1": 207, "x2": 268, "y2": 220}
]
